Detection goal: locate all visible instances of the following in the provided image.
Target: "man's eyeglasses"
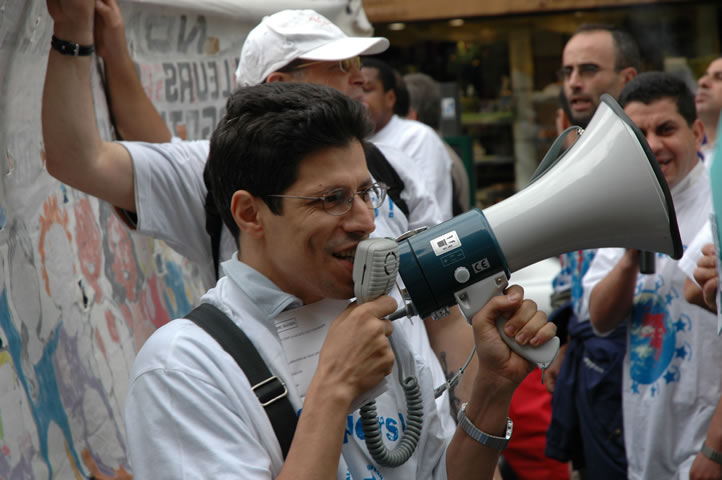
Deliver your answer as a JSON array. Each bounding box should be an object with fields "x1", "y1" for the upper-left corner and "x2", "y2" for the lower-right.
[
  {"x1": 293, "y1": 56, "x2": 362, "y2": 74},
  {"x1": 557, "y1": 63, "x2": 609, "y2": 81},
  {"x1": 266, "y1": 182, "x2": 387, "y2": 216}
]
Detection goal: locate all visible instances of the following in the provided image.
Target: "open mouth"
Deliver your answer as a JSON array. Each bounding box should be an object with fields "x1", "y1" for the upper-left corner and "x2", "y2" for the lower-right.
[
  {"x1": 332, "y1": 247, "x2": 357, "y2": 264},
  {"x1": 570, "y1": 97, "x2": 592, "y2": 111}
]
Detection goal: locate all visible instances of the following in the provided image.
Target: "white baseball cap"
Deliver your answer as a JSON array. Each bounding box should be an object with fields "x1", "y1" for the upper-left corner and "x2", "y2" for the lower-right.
[{"x1": 235, "y1": 9, "x2": 389, "y2": 87}]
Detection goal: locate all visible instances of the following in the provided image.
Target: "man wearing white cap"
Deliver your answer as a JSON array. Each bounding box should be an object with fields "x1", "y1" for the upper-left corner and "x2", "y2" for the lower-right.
[
  {"x1": 43, "y1": 3, "x2": 444, "y2": 289},
  {"x1": 44, "y1": 0, "x2": 478, "y2": 434}
]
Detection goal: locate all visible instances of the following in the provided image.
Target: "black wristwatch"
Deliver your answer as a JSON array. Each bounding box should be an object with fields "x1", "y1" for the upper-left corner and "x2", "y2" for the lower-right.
[{"x1": 51, "y1": 35, "x2": 95, "y2": 56}]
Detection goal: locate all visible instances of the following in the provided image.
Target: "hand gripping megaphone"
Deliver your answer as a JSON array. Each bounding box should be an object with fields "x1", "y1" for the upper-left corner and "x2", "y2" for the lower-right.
[{"x1": 355, "y1": 94, "x2": 683, "y2": 367}]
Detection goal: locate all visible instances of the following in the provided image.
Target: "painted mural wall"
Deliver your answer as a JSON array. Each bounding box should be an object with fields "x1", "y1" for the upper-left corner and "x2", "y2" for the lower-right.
[{"x1": 0, "y1": 0, "x2": 368, "y2": 478}]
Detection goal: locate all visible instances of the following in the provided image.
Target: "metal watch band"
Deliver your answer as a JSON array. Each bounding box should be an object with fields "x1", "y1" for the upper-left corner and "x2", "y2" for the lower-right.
[
  {"x1": 456, "y1": 403, "x2": 513, "y2": 450},
  {"x1": 701, "y1": 442, "x2": 722, "y2": 465}
]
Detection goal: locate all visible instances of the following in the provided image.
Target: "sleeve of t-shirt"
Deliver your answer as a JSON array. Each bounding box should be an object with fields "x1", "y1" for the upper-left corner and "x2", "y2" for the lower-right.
[
  {"x1": 678, "y1": 218, "x2": 713, "y2": 286},
  {"x1": 578, "y1": 247, "x2": 625, "y2": 336},
  {"x1": 121, "y1": 140, "x2": 212, "y2": 265},
  {"x1": 125, "y1": 321, "x2": 280, "y2": 479}
]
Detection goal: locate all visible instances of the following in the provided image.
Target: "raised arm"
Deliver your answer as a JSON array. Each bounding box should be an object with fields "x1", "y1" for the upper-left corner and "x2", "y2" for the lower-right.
[
  {"x1": 588, "y1": 249, "x2": 639, "y2": 334},
  {"x1": 43, "y1": 0, "x2": 136, "y2": 213},
  {"x1": 94, "y1": 0, "x2": 171, "y2": 142},
  {"x1": 445, "y1": 285, "x2": 556, "y2": 479}
]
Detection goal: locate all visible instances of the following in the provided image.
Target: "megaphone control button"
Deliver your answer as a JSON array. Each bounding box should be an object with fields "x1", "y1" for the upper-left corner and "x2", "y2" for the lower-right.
[{"x1": 454, "y1": 266, "x2": 471, "y2": 284}]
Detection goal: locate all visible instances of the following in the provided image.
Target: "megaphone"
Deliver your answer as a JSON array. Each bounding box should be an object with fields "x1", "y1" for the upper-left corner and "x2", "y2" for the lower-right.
[
  {"x1": 357, "y1": 94, "x2": 683, "y2": 367},
  {"x1": 351, "y1": 93, "x2": 683, "y2": 469}
]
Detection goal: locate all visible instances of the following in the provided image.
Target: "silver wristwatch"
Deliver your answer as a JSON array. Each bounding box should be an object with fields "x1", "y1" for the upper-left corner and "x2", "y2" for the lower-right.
[
  {"x1": 457, "y1": 402, "x2": 513, "y2": 450},
  {"x1": 701, "y1": 442, "x2": 722, "y2": 465}
]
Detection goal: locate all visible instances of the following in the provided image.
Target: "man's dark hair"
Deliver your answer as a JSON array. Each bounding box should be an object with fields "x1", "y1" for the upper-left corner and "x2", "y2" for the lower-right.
[
  {"x1": 205, "y1": 82, "x2": 373, "y2": 242},
  {"x1": 619, "y1": 71, "x2": 697, "y2": 126},
  {"x1": 404, "y1": 72, "x2": 442, "y2": 130},
  {"x1": 574, "y1": 23, "x2": 641, "y2": 72},
  {"x1": 362, "y1": 57, "x2": 397, "y2": 93}
]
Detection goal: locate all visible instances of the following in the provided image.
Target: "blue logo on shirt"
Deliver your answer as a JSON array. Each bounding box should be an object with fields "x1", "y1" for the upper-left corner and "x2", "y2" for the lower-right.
[
  {"x1": 629, "y1": 280, "x2": 691, "y2": 395},
  {"x1": 344, "y1": 412, "x2": 405, "y2": 444}
]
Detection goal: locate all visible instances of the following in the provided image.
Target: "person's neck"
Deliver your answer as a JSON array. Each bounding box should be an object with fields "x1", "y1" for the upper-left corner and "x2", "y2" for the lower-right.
[
  {"x1": 707, "y1": 126, "x2": 718, "y2": 146},
  {"x1": 702, "y1": 116, "x2": 719, "y2": 146},
  {"x1": 375, "y1": 113, "x2": 393, "y2": 133}
]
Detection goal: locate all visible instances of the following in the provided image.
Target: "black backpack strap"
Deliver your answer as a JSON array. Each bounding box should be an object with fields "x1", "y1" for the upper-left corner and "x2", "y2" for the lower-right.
[
  {"x1": 364, "y1": 142, "x2": 410, "y2": 218},
  {"x1": 185, "y1": 303, "x2": 298, "y2": 458}
]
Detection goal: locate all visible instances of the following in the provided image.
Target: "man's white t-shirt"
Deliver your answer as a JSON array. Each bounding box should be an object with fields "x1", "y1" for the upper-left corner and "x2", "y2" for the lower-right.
[
  {"x1": 579, "y1": 163, "x2": 722, "y2": 479},
  {"x1": 125, "y1": 257, "x2": 456, "y2": 479},
  {"x1": 371, "y1": 115, "x2": 454, "y2": 220}
]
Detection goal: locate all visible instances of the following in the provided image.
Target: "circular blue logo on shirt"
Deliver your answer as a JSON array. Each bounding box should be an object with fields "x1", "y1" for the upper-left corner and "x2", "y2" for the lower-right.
[{"x1": 629, "y1": 292, "x2": 678, "y2": 386}]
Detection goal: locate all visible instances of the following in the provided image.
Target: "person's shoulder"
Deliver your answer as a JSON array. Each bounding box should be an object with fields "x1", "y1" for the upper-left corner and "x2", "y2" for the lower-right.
[
  {"x1": 168, "y1": 138, "x2": 211, "y2": 157},
  {"x1": 395, "y1": 115, "x2": 437, "y2": 137},
  {"x1": 131, "y1": 318, "x2": 203, "y2": 378},
  {"x1": 120, "y1": 138, "x2": 210, "y2": 161},
  {"x1": 397, "y1": 117, "x2": 451, "y2": 154},
  {"x1": 371, "y1": 141, "x2": 415, "y2": 168}
]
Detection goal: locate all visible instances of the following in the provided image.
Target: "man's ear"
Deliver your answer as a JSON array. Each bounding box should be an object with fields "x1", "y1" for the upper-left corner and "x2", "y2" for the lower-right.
[
  {"x1": 621, "y1": 67, "x2": 637, "y2": 85},
  {"x1": 266, "y1": 71, "x2": 294, "y2": 83},
  {"x1": 692, "y1": 118, "x2": 705, "y2": 151},
  {"x1": 231, "y1": 190, "x2": 264, "y2": 238}
]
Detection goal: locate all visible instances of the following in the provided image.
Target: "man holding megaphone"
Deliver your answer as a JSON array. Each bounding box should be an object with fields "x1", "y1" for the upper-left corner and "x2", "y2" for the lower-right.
[
  {"x1": 581, "y1": 72, "x2": 722, "y2": 480},
  {"x1": 123, "y1": 82, "x2": 557, "y2": 480}
]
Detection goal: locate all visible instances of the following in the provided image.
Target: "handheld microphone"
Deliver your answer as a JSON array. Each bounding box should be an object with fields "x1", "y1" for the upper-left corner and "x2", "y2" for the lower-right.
[
  {"x1": 352, "y1": 237, "x2": 399, "y2": 303},
  {"x1": 352, "y1": 237, "x2": 423, "y2": 468},
  {"x1": 639, "y1": 250, "x2": 656, "y2": 274}
]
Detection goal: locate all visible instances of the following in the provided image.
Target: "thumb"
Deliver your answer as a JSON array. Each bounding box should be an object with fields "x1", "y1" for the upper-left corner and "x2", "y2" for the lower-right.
[{"x1": 471, "y1": 286, "x2": 523, "y2": 335}]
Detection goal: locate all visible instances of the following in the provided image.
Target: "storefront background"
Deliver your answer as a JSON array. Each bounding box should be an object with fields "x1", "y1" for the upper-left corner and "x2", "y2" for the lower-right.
[{"x1": 363, "y1": 1, "x2": 721, "y2": 205}]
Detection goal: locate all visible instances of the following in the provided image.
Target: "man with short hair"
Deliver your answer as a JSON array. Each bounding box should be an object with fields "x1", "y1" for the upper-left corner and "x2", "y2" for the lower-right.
[
  {"x1": 124, "y1": 81, "x2": 556, "y2": 479},
  {"x1": 545, "y1": 24, "x2": 640, "y2": 480},
  {"x1": 361, "y1": 58, "x2": 454, "y2": 220},
  {"x1": 695, "y1": 56, "x2": 722, "y2": 164},
  {"x1": 581, "y1": 72, "x2": 722, "y2": 479},
  {"x1": 559, "y1": 24, "x2": 639, "y2": 129}
]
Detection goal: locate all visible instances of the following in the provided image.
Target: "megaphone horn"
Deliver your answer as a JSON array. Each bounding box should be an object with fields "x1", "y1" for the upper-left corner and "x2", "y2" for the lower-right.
[
  {"x1": 484, "y1": 93, "x2": 682, "y2": 272},
  {"x1": 392, "y1": 93, "x2": 682, "y2": 366}
]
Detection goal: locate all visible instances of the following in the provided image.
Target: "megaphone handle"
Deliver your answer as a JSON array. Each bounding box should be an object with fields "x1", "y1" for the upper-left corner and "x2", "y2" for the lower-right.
[{"x1": 454, "y1": 273, "x2": 560, "y2": 368}]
